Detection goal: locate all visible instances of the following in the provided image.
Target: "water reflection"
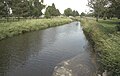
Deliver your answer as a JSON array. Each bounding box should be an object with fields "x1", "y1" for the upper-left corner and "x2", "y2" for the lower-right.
[
  {"x1": 0, "y1": 22, "x2": 95, "y2": 76},
  {"x1": 0, "y1": 31, "x2": 43, "y2": 76}
]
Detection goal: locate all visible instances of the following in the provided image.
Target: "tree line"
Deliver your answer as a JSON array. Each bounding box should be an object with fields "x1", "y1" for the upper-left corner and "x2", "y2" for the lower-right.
[
  {"x1": 88, "y1": 0, "x2": 120, "y2": 21},
  {"x1": 64, "y1": 8, "x2": 79, "y2": 17},
  {"x1": 0, "y1": 0, "x2": 81, "y2": 21},
  {"x1": 45, "y1": 6, "x2": 80, "y2": 18},
  {"x1": 0, "y1": 0, "x2": 45, "y2": 20}
]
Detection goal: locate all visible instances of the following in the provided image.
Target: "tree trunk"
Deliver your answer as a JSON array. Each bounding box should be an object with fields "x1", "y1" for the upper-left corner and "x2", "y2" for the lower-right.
[
  {"x1": 96, "y1": 15, "x2": 99, "y2": 22},
  {"x1": 6, "y1": 16, "x2": 9, "y2": 22},
  {"x1": 18, "y1": 17, "x2": 20, "y2": 21},
  {"x1": 13, "y1": 17, "x2": 14, "y2": 22},
  {"x1": 118, "y1": 16, "x2": 120, "y2": 19},
  {"x1": 103, "y1": 13, "x2": 106, "y2": 20},
  {"x1": 5, "y1": 16, "x2": 9, "y2": 22},
  {"x1": 96, "y1": 13, "x2": 100, "y2": 22}
]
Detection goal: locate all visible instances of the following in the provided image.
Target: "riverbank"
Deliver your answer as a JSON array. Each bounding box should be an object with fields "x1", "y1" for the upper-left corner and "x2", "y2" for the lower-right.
[
  {"x1": 0, "y1": 17, "x2": 72, "y2": 40},
  {"x1": 80, "y1": 17, "x2": 120, "y2": 76}
]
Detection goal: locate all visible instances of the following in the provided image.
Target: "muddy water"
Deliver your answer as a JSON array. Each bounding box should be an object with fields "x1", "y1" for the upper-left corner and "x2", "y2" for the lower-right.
[{"x1": 0, "y1": 22, "x2": 96, "y2": 76}]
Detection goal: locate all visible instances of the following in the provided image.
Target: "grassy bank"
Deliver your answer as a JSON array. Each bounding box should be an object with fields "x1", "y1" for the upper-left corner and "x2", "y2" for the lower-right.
[
  {"x1": 0, "y1": 17, "x2": 72, "y2": 40},
  {"x1": 80, "y1": 17, "x2": 120, "y2": 75}
]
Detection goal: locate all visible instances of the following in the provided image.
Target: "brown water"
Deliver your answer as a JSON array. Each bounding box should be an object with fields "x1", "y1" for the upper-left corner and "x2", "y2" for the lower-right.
[{"x1": 0, "y1": 22, "x2": 96, "y2": 76}]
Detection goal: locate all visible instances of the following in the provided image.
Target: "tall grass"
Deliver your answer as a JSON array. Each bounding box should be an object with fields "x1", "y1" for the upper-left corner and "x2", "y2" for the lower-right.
[
  {"x1": 80, "y1": 18, "x2": 120, "y2": 75},
  {"x1": 0, "y1": 17, "x2": 72, "y2": 40}
]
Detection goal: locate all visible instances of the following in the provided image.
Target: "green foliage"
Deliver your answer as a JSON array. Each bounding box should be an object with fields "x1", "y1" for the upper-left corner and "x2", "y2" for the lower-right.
[
  {"x1": 45, "y1": 3, "x2": 60, "y2": 18},
  {"x1": 0, "y1": 0, "x2": 9, "y2": 18},
  {"x1": 87, "y1": 0, "x2": 120, "y2": 20},
  {"x1": 0, "y1": 17, "x2": 72, "y2": 40},
  {"x1": 45, "y1": 6, "x2": 51, "y2": 18},
  {"x1": 81, "y1": 18, "x2": 120, "y2": 76},
  {"x1": 64, "y1": 8, "x2": 73, "y2": 16},
  {"x1": 80, "y1": 12, "x2": 86, "y2": 17},
  {"x1": 72, "y1": 10, "x2": 79, "y2": 17},
  {"x1": 55, "y1": 9, "x2": 61, "y2": 16},
  {"x1": 64, "y1": 8, "x2": 79, "y2": 17},
  {"x1": 11, "y1": 0, "x2": 23, "y2": 17},
  {"x1": 0, "y1": 0, "x2": 45, "y2": 19},
  {"x1": 109, "y1": 0, "x2": 120, "y2": 19},
  {"x1": 33, "y1": 0, "x2": 45, "y2": 17},
  {"x1": 20, "y1": 0, "x2": 30, "y2": 17},
  {"x1": 88, "y1": 0, "x2": 109, "y2": 21},
  {"x1": 41, "y1": 0, "x2": 44, "y2": 3}
]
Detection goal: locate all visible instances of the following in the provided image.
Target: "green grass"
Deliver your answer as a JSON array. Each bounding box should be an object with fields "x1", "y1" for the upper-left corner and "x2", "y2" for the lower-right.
[
  {"x1": 0, "y1": 17, "x2": 72, "y2": 40},
  {"x1": 80, "y1": 18, "x2": 120, "y2": 75}
]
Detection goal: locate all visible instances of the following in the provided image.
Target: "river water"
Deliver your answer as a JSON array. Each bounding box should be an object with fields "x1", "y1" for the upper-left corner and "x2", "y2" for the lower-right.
[{"x1": 0, "y1": 22, "x2": 96, "y2": 76}]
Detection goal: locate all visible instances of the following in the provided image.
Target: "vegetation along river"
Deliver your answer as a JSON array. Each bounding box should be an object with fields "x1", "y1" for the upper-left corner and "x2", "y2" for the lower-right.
[{"x1": 0, "y1": 22, "x2": 96, "y2": 76}]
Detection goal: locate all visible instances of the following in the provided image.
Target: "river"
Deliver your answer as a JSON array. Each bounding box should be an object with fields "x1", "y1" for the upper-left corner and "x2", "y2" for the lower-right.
[{"x1": 0, "y1": 22, "x2": 96, "y2": 76}]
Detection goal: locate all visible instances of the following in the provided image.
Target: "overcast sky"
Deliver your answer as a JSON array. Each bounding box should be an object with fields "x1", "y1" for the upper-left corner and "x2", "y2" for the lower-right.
[{"x1": 43, "y1": 0, "x2": 90, "y2": 14}]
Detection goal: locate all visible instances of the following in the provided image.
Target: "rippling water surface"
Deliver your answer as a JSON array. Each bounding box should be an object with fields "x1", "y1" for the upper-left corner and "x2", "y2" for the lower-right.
[{"x1": 0, "y1": 22, "x2": 96, "y2": 76}]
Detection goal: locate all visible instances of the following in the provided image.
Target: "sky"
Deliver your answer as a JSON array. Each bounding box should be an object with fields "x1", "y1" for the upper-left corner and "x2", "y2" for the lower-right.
[{"x1": 43, "y1": 0, "x2": 90, "y2": 14}]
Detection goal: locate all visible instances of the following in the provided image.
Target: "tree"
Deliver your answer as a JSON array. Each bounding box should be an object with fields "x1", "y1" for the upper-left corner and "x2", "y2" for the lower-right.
[
  {"x1": 11, "y1": 0, "x2": 25, "y2": 20},
  {"x1": 27, "y1": 0, "x2": 34, "y2": 17},
  {"x1": 80, "y1": 12, "x2": 86, "y2": 16},
  {"x1": 108, "y1": 0, "x2": 120, "y2": 19},
  {"x1": 45, "y1": 6, "x2": 51, "y2": 18},
  {"x1": 75, "y1": 11, "x2": 79, "y2": 16},
  {"x1": 11, "y1": 0, "x2": 45, "y2": 19},
  {"x1": 0, "y1": 0, "x2": 10, "y2": 21},
  {"x1": 88, "y1": 0, "x2": 109, "y2": 21},
  {"x1": 64, "y1": 8, "x2": 73, "y2": 16},
  {"x1": 45, "y1": 3, "x2": 61, "y2": 18},
  {"x1": 21, "y1": 0, "x2": 31, "y2": 18},
  {"x1": 51, "y1": 3, "x2": 60, "y2": 16},
  {"x1": 53, "y1": 9, "x2": 61, "y2": 16},
  {"x1": 41, "y1": 0, "x2": 44, "y2": 3},
  {"x1": 33, "y1": 0, "x2": 45, "y2": 17},
  {"x1": 72, "y1": 10, "x2": 76, "y2": 17},
  {"x1": 72, "y1": 10, "x2": 79, "y2": 17},
  {"x1": 0, "y1": 0, "x2": 7, "y2": 18}
]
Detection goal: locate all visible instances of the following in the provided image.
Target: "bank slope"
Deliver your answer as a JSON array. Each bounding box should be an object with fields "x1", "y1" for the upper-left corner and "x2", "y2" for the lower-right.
[
  {"x1": 80, "y1": 17, "x2": 120, "y2": 76},
  {"x1": 0, "y1": 18, "x2": 72, "y2": 40}
]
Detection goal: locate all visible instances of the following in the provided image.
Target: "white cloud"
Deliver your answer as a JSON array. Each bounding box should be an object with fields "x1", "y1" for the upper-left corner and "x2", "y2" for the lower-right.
[{"x1": 44, "y1": 0, "x2": 90, "y2": 14}]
